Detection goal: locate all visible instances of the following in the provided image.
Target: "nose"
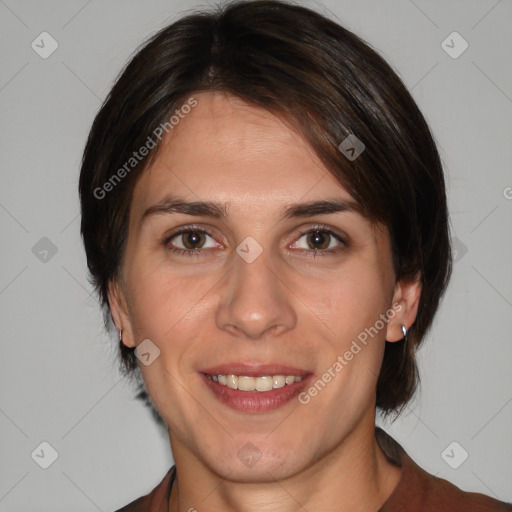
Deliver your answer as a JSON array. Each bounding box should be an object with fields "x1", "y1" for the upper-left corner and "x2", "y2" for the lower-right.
[{"x1": 215, "y1": 247, "x2": 297, "y2": 340}]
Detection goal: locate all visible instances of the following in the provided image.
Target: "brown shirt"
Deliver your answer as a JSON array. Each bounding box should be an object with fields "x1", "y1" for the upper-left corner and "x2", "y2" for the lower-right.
[{"x1": 114, "y1": 428, "x2": 512, "y2": 511}]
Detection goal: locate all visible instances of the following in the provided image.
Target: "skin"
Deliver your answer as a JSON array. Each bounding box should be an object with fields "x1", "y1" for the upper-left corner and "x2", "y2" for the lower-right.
[{"x1": 109, "y1": 92, "x2": 422, "y2": 512}]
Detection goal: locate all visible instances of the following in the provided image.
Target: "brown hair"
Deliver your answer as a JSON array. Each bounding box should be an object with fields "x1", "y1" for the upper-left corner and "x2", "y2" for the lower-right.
[{"x1": 79, "y1": 0, "x2": 452, "y2": 418}]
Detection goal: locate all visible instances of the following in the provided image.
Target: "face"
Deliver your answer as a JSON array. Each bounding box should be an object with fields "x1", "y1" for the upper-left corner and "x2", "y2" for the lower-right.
[{"x1": 109, "y1": 92, "x2": 418, "y2": 482}]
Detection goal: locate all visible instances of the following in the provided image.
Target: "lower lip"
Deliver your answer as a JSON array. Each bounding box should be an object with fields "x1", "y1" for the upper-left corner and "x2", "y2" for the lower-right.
[{"x1": 199, "y1": 373, "x2": 313, "y2": 413}]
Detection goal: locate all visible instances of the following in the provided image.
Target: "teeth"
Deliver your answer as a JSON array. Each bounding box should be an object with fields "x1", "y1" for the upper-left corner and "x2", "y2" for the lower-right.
[
  {"x1": 238, "y1": 376, "x2": 255, "y2": 391},
  {"x1": 226, "y1": 374, "x2": 238, "y2": 390},
  {"x1": 207, "y1": 373, "x2": 304, "y2": 392},
  {"x1": 273, "y1": 375, "x2": 285, "y2": 388},
  {"x1": 255, "y1": 376, "x2": 273, "y2": 392}
]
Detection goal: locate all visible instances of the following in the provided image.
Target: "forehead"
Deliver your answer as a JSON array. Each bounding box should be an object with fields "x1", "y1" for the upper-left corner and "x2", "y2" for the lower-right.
[{"x1": 132, "y1": 92, "x2": 355, "y2": 215}]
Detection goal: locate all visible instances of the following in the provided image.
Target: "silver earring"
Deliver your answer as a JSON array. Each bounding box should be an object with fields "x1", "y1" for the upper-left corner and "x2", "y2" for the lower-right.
[
  {"x1": 119, "y1": 328, "x2": 123, "y2": 344},
  {"x1": 401, "y1": 325, "x2": 407, "y2": 339}
]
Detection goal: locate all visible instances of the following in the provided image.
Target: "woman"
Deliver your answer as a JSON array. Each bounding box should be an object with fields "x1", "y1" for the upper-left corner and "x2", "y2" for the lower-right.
[{"x1": 79, "y1": 1, "x2": 511, "y2": 510}]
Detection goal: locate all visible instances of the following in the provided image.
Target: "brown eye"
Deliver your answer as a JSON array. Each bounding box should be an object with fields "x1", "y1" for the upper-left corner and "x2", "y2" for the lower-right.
[
  {"x1": 290, "y1": 226, "x2": 346, "y2": 257},
  {"x1": 164, "y1": 227, "x2": 219, "y2": 256},
  {"x1": 306, "y1": 230, "x2": 331, "y2": 250},
  {"x1": 180, "y1": 230, "x2": 207, "y2": 250}
]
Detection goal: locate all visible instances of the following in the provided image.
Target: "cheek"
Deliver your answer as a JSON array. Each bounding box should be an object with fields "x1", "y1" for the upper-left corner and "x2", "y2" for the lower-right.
[
  {"x1": 128, "y1": 264, "x2": 212, "y2": 428},
  {"x1": 127, "y1": 260, "x2": 215, "y2": 333},
  {"x1": 299, "y1": 262, "x2": 391, "y2": 414},
  {"x1": 300, "y1": 262, "x2": 390, "y2": 345},
  {"x1": 298, "y1": 268, "x2": 389, "y2": 428}
]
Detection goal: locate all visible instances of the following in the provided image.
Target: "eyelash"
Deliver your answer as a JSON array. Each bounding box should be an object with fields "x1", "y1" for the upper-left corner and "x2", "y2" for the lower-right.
[{"x1": 163, "y1": 224, "x2": 347, "y2": 259}]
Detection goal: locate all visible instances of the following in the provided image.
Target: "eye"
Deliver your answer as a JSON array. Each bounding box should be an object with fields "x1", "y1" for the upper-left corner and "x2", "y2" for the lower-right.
[
  {"x1": 164, "y1": 227, "x2": 220, "y2": 256},
  {"x1": 163, "y1": 224, "x2": 347, "y2": 258},
  {"x1": 290, "y1": 225, "x2": 346, "y2": 256}
]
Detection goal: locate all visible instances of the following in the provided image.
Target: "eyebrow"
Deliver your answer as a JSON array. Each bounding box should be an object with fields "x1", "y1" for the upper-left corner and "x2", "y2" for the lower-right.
[{"x1": 141, "y1": 194, "x2": 361, "y2": 224}]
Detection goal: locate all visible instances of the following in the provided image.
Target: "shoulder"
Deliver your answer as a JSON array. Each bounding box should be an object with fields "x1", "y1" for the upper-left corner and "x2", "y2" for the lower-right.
[
  {"x1": 376, "y1": 428, "x2": 512, "y2": 512},
  {"x1": 112, "y1": 467, "x2": 175, "y2": 512},
  {"x1": 395, "y1": 454, "x2": 512, "y2": 511}
]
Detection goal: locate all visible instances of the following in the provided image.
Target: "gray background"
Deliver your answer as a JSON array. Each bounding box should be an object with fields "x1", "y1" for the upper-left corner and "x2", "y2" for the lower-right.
[{"x1": 1, "y1": 0, "x2": 511, "y2": 510}]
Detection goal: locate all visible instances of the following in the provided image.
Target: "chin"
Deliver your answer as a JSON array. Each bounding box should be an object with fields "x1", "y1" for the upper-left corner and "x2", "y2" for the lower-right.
[{"x1": 202, "y1": 441, "x2": 311, "y2": 483}]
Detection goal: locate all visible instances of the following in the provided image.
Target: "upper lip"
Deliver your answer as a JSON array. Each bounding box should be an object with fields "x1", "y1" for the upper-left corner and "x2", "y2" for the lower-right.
[{"x1": 200, "y1": 363, "x2": 312, "y2": 377}]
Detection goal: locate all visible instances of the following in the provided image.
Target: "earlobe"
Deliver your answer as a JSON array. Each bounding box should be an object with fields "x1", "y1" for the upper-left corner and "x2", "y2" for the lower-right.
[{"x1": 385, "y1": 273, "x2": 422, "y2": 343}]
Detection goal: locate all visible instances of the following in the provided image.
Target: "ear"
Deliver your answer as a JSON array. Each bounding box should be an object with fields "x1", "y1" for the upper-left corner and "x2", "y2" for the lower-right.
[
  {"x1": 107, "y1": 278, "x2": 136, "y2": 348},
  {"x1": 385, "y1": 273, "x2": 422, "y2": 342}
]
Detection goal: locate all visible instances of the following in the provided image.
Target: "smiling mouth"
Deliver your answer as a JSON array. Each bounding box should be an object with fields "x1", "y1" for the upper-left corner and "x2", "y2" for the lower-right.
[
  {"x1": 204, "y1": 373, "x2": 303, "y2": 392},
  {"x1": 199, "y1": 363, "x2": 313, "y2": 412}
]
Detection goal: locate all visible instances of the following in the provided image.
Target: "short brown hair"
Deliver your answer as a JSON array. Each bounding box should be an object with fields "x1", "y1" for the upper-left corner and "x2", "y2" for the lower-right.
[{"x1": 79, "y1": 0, "x2": 452, "y2": 418}]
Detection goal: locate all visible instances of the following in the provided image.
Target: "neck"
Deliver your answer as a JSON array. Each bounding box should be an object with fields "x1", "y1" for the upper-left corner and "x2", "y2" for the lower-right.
[{"x1": 168, "y1": 414, "x2": 401, "y2": 512}]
